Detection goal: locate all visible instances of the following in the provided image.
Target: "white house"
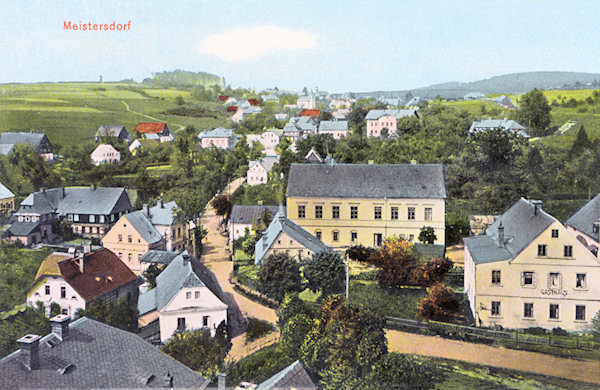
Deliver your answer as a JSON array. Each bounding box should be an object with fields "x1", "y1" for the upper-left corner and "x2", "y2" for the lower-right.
[
  {"x1": 26, "y1": 249, "x2": 138, "y2": 318},
  {"x1": 91, "y1": 144, "x2": 120, "y2": 166},
  {"x1": 297, "y1": 95, "x2": 316, "y2": 109},
  {"x1": 246, "y1": 155, "x2": 280, "y2": 186},
  {"x1": 147, "y1": 199, "x2": 187, "y2": 251},
  {"x1": 129, "y1": 139, "x2": 142, "y2": 154},
  {"x1": 137, "y1": 251, "x2": 228, "y2": 342},
  {"x1": 469, "y1": 119, "x2": 529, "y2": 137},
  {"x1": 245, "y1": 129, "x2": 282, "y2": 155},
  {"x1": 229, "y1": 205, "x2": 280, "y2": 243}
]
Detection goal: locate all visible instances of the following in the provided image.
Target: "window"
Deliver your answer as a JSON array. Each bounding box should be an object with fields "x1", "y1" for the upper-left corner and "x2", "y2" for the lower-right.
[
  {"x1": 576, "y1": 305, "x2": 586, "y2": 321},
  {"x1": 374, "y1": 233, "x2": 383, "y2": 247},
  {"x1": 60, "y1": 286, "x2": 66, "y2": 299},
  {"x1": 491, "y1": 301, "x2": 501, "y2": 316},
  {"x1": 563, "y1": 245, "x2": 573, "y2": 257},
  {"x1": 68, "y1": 214, "x2": 73, "y2": 221},
  {"x1": 99, "y1": 215, "x2": 105, "y2": 223},
  {"x1": 186, "y1": 291, "x2": 191, "y2": 299},
  {"x1": 350, "y1": 206, "x2": 358, "y2": 219},
  {"x1": 351, "y1": 231, "x2": 358, "y2": 242},
  {"x1": 195, "y1": 291, "x2": 200, "y2": 299},
  {"x1": 89, "y1": 215, "x2": 95, "y2": 223},
  {"x1": 575, "y1": 273, "x2": 587, "y2": 289},
  {"x1": 548, "y1": 273, "x2": 561, "y2": 289},
  {"x1": 524, "y1": 303, "x2": 534, "y2": 318},
  {"x1": 549, "y1": 304, "x2": 559, "y2": 320},
  {"x1": 128, "y1": 253, "x2": 132, "y2": 263},
  {"x1": 409, "y1": 234, "x2": 414, "y2": 241},
  {"x1": 332, "y1": 206, "x2": 340, "y2": 219},
  {"x1": 551, "y1": 229, "x2": 559, "y2": 238},
  {"x1": 521, "y1": 271, "x2": 535, "y2": 287},
  {"x1": 424, "y1": 207, "x2": 432, "y2": 221},
  {"x1": 177, "y1": 317, "x2": 186, "y2": 330},
  {"x1": 118, "y1": 252, "x2": 123, "y2": 259},
  {"x1": 203, "y1": 315, "x2": 209, "y2": 327},
  {"x1": 315, "y1": 231, "x2": 322, "y2": 240},
  {"x1": 333, "y1": 231, "x2": 339, "y2": 242},
  {"x1": 73, "y1": 214, "x2": 79, "y2": 222},
  {"x1": 128, "y1": 235, "x2": 132, "y2": 243},
  {"x1": 391, "y1": 207, "x2": 398, "y2": 220},
  {"x1": 374, "y1": 206, "x2": 382, "y2": 220},
  {"x1": 537, "y1": 244, "x2": 547, "y2": 256},
  {"x1": 594, "y1": 223, "x2": 599, "y2": 234},
  {"x1": 62, "y1": 308, "x2": 68, "y2": 315},
  {"x1": 315, "y1": 205, "x2": 323, "y2": 219},
  {"x1": 298, "y1": 205, "x2": 305, "y2": 219},
  {"x1": 491, "y1": 270, "x2": 501, "y2": 285},
  {"x1": 45, "y1": 285, "x2": 50, "y2": 295},
  {"x1": 407, "y1": 207, "x2": 415, "y2": 220},
  {"x1": 118, "y1": 234, "x2": 122, "y2": 242}
]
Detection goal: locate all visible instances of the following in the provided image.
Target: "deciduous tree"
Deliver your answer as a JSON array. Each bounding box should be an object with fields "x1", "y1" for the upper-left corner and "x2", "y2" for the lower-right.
[
  {"x1": 257, "y1": 253, "x2": 303, "y2": 302},
  {"x1": 417, "y1": 283, "x2": 459, "y2": 322},
  {"x1": 303, "y1": 251, "x2": 345, "y2": 298},
  {"x1": 517, "y1": 88, "x2": 551, "y2": 136}
]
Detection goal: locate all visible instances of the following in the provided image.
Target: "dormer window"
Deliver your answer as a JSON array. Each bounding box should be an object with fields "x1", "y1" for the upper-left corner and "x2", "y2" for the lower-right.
[{"x1": 593, "y1": 223, "x2": 599, "y2": 234}]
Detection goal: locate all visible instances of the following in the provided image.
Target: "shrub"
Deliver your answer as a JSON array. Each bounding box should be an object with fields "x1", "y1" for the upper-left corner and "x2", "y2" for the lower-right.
[
  {"x1": 552, "y1": 327, "x2": 568, "y2": 337},
  {"x1": 524, "y1": 327, "x2": 547, "y2": 336},
  {"x1": 257, "y1": 253, "x2": 303, "y2": 302},
  {"x1": 226, "y1": 343, "x2": 295, "y2": 386},
  {"x1": 417, "y1": 283, "x2": 459, "y2": 322},
  {"x1": 346, "y1": 245, "x2": 377, "y2": 262},
  {"x1": 245, "y1": 317, "x2": 275, "y2": 343}
]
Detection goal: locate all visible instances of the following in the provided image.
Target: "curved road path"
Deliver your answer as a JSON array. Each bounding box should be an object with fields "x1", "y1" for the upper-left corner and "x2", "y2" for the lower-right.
[{"x1": 202, "y1": 178, "x2": 600, "y2": 383}]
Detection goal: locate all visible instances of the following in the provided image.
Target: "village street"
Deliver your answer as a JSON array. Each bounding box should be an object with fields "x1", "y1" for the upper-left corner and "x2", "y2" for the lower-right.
[{"x1": 201, "y1": 179, "x2": 600, "y2": 384}]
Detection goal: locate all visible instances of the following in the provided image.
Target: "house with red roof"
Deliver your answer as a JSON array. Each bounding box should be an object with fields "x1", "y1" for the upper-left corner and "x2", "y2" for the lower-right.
[
  {"x1": 133, "y1": 123, "x2": 173, "y2": 143},
  {"x1": 26, "y1": 248, "x2": 139, "y2": 318},
  {"x1": 299, "y1": 109, "x2": 321, "y2": 117}
]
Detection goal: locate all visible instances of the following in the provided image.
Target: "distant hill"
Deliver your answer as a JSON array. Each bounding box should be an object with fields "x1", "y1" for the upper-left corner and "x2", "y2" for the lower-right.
[
  {"x1": 142, "y1": 69, "x2": 225, "y2": 89},
  {"x1": 357, "y1": 71, "x2": 600, "y2": 100}
]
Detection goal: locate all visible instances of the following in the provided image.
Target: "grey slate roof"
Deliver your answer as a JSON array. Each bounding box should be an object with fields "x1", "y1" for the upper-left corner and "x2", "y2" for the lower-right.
[
  {"x1": 124, "y1": 211, "x2": 164, "y2": 245},
  {"x1": 566, "y1": 192, "x2": 600, "y2": 242},
  {"x1": 5, "y1": 221, "x2": 40, "y2": 236},
  {"x1": 0, "y1": 132, "x2": 45, "y2": 149},
  {"x1": 318, "y1": 120, "x2": 348, "y2": 132},
  {"x1": 257, "y1": 360, "x2": 317, "y2": 390},
  {"x1": 250, "y1": 155, "x2": 280, "y2": 172},
  {"x1": 365, "y1": 109, "x2": 418, "y2": 120},
  {"x1": 95, "y1": 125, "x2": 130, "y2": 140},
  {"x1": 17, "y1": 187, "x2": 132, "y2": 216},
  {"x1": 230, "y1": 205, "x2": 280, "y2": 225},
  {"x1": 0, "y1": 144, "x2": 14, "y2": 155},
  {"x1": 138, "y1": 251, "x2": 226, "y2": 315},
  {"x1": 139, "y1": 250, "x2": 179, "y2": 265},
  {"x1": 255, "y1": 211, "x2": 330, "y2": 264},
  {"x1": 469, "y1": 119, "x2": 528, "y2": 136},
  {"x1": 0, "y1": 182, "x2": 14, "y2": 199},
  {"x1": 0, "y1": 317, "x2": 209, "y2": 389},
  {"x1": 286, "y1": 163, "x2": 446, "y2": 199},
  {"x1": 198, "y1": 127, "x2": 235, "y2": 139},
  {"x1": 463, "y1": 198, "x2": 556, "y2": 264},
  {"x1": 149, "y1": 199, "x2": 178, "y2": 226}
]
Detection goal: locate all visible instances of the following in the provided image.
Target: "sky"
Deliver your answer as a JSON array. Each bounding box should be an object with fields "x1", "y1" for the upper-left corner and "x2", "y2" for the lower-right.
[{"x1": 1, "y1": 0, "x2": 599, "y2": 93}]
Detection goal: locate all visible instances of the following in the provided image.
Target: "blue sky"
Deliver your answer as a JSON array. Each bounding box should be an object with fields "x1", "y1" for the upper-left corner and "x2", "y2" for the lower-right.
[{"x1": 1, "y1": 1, "x2": 599, "y2": 92}]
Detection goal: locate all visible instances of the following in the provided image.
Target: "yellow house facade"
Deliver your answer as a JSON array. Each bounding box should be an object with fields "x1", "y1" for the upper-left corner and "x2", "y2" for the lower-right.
[
  {"x1": 102, "y1": 210, "x2": 166, "y2": 275},
  {"x1": 464, "y1": 198, "x2": 600, "y2": 331},
  {"x1": 286, "y1": 163, "x2": 446, "y2": 250}
]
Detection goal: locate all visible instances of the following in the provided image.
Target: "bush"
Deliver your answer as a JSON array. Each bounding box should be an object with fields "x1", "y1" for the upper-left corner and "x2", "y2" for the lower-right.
[
  {"x1": 245, "y1": 317, "x2": 275, "y2": 343},
  {"x1": 0, "y1": 307, "x2": 50, "y2": 357},
  {"x1": 257, "y1": 253, "x2": 303, "y2": 302},
  {"x1": 226, "y1": 343, "x2": 295, "y2": 386},
  {"x1": 552, "y1": 327, "x2": 568, "y2": 337},
  {"x1": 524, "y1": 327, "x2": 547, "y2": 336},
  {"x1": 417, "y1": 283, "x2": 459, "y2": 322},
  {"x1": 346, "y1": 245, "x2": 377, "y2": 262}
]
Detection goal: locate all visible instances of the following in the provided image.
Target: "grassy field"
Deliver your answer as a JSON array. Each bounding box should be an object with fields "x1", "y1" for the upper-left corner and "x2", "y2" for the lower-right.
[{"x1": 0, "y1": 82, "x2": 230, "y2": 149}]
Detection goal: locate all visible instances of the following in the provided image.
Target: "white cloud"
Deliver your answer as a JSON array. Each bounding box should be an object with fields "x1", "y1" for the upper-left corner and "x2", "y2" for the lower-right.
[{"x1": 199, "y1": 25, "x2": 318, "y2": 61}]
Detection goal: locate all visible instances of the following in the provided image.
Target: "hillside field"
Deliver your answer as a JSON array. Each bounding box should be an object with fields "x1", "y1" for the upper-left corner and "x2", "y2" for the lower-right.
[{"x1": 0, "y1": 83, "x2": 230, "y2": 149}]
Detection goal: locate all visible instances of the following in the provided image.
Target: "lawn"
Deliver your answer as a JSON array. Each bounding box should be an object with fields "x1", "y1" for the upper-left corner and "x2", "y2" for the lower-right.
[{"x1": 349, "y1": 280, "x2": 426, "y2": 319}]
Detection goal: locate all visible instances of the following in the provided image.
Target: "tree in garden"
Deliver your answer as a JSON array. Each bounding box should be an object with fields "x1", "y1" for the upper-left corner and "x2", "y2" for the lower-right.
[
  {"x1": 75, "y1": 297, "x2": 138, "y2": 333},
  {"x1": 361, "y1": 352, "x2": 444, "y2": 390},
  {"x1": 362, "y1": 236, "x2": 418, "y2": 287},
  {"x1": 50, "y1": 302, "x2": 61, "y2": 317},
  {"x1": 143, "y1": 264, "x2": 164, "y2": 289},
  {"x1": 417, "y1": 283, "x2": 459, "y2": 322},
  {"x1": 58, "y1": 219, "x2": 76, "y2": 241},
  {"x1": 517, "y1": 88, "x2": 551, "y2": 137},
  {"x1": 591, "y1": 310, "x2": 600, "y2": 339},
  {"x1": 161, "y1": 323, "x2": 230, "y2": 377},
  {"x1": 303, "y1": 251, "x2": 346, "y2": 298},
  {"x1": 280, "y1": 313, "x2": 314, "y2": 358},
  {"x1": 570, "y1": 124, "x2": 593, "y2": 156},
  {"x1": 346, "y1": 245, "x2": 377, "y2": 262},
  {"x1": 211, "y1": 194, "x2": 232, "y2": 220},
  {"x1": 257, "y1": 253, "x2": 303, "y2": 302},
  {"x1": 277, "y1": 293, "x2": 314, "y2": 328},
  {"x1": 418, "y1": 226, "x2": 437, "y2": 244},
  {"x1": 411, "y1": 257, "x2": 453, "y2": 287}
]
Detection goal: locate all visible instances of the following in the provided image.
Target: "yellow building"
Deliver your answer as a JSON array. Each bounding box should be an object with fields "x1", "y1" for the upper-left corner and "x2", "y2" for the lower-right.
[
  {"x1": 286, "y1": 163, "x2": 446, "y2": 249},
  {"x1": 102, "y1": 210, "x2": 166, "y2": 275},
  {"x1": 464, "y1": 198, "x2": 600, "y2": 331}
]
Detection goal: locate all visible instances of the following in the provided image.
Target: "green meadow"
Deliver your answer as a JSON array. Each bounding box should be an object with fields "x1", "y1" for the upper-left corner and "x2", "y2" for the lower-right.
[{"x1": 0, "y1": 82, "x2": 230, "y2": 148}]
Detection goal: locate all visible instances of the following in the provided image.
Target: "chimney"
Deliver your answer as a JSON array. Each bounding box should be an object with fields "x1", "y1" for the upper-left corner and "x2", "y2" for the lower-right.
[
  {"x1": 143, "y1": 204, "x2": 150, "y2": 219},
  {"x1": 159, "y1": 198, "x2": 164, "y2": 208},
  {"x1": 91, "y1": 184, "x2": 97, "y2": 191},
  {"x1": 78, "y1": 253, "x2": 85, "y2": 273},
  {"x1": 17, "y1": 334, "x2": 41, "y2": 370},
  {"x1": 163, "y1": 372, "x2": 173, "y2": 388},
  {"x1": 217, "y1": 373, "x2": 227, "y2": 390},
  {"x1": 60, "y1": 187, "x2": 65, "y2": 199},
  {"x1": 50, "y1": 314, "x2": 70, "y2": 340},
  {"x1": 531, "y1": 200, "x2": 543, "y2": 215},
  {"x1": 83, "y1": 244, "x2": 91, "y2": 254},
  {"x1": 498, "y1": 222, "x2": 504, "y2": 247},
  {"x1": 182, "y1": 254, "x2": 190, "y2": 265}
]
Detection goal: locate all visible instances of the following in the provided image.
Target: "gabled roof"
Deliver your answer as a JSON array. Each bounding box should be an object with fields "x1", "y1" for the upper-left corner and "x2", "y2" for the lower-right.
[
  {"x1": 305, "y1": 148, "x2": 323, "y2": 163},
  {"x1": 469, "y1": 119, "x2": 528, "y2": 135},
  {"x1": 149, "y1": 199, "x2": 178, "y2": 226},
  {"x1": 250, "y1": 155, "x2": 279, "y2": 172},
  {"x1": 0, "y1": 132, "x2": 46, "y2": 149},
  {"x1": 17, "y1": 187, "x2": 132, "y2": 216},
  {"x1": 138, "y1": 251, "x2": 226, "y2": 315},
  {"x1": 230, "y1": 205, "x2": 280, "y2": 225},
  {"x1": 91, "y1": 144, "x2": 119, "y2": 157},
  {"x1": 58, "y1": 248, "x2": 138, "y2": 301},
  {"x1": 0, "y1": 317, "x2": 209, "y2": 389},
  {"x1": 0, "y1": 144, "x2": 15, "y2": 155},
  {"x1": 4, "y1": 221, "x2": 40, "y2": 237},
  {"x1": 257, "y1": 360, "x2": 317, "y2": 390},
  {"x1": 134, "y1": 123, "x2": 168, "y2": 134},
  {"x1": 255, "y1": 212, "x2": 330, "y2": 264},
  {"x1": 95, "y1": 125, "x2": 129, "y2": 138},
  {"x1": 463, "y1": 198, "x2": 556, "y2": 264},
  {"x1": 198, "y1": 127, "x2": 235, "y2": 139},
  {"x1": 124, "y1": 211, "x2": 164, "y2": 245},
  {"x1": 287, "y1": 163, "x2": 446, "y2": 199},
  {"x1": 0, "y1": 182, "x2": 14, "y2": 199},
  {"x1": 139, "y1": 250, "x2": 179, "y2": 266},
  {"x1": 566, "y1": 192, "x2": 600, "y2": 242},
  {"x1": 318, "y1": 120, "x2": 348, "y2": 132},
  {"x1": 299, "y1": 109, "x2": 321, "y2": 117},
  {"x1": 35, "y1": 252, "x2": 72, "y2": 280},
  {"x1": 365, "y1": 109, "x2": 418, "y2": 120}
]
